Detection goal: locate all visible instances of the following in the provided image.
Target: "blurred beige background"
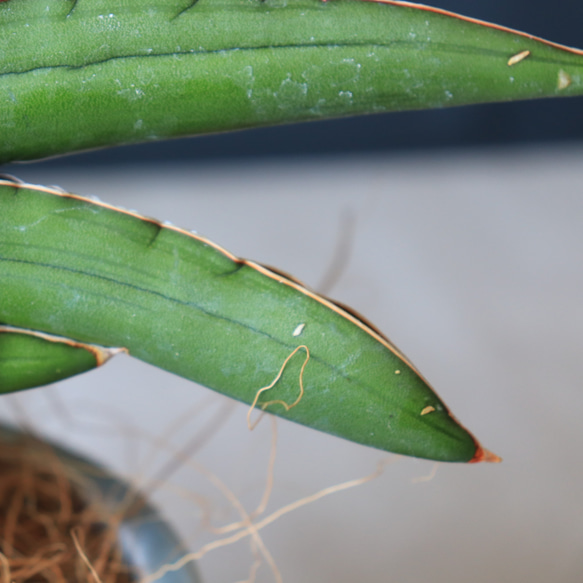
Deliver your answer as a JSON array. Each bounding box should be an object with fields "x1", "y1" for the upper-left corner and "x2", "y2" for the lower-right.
[{"x1": 2, "y1": 144, "x2": 582, "y2": 582}]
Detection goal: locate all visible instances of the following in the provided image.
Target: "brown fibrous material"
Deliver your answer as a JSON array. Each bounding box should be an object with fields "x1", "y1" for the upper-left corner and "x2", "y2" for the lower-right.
[{"x1": 0, "y1": 434, "x2": 135, "y2": 583}]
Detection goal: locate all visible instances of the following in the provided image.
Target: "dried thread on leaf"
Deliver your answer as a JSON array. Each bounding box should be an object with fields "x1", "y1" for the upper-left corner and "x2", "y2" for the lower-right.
[{"x1": 247, "y1": 346, "x2": 310, "y2": 430}]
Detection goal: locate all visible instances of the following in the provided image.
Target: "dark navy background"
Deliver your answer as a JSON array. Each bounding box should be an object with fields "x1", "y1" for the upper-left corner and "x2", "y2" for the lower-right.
[{"x1": 26, "y1": 1, "x2": 583, "y2": 166}]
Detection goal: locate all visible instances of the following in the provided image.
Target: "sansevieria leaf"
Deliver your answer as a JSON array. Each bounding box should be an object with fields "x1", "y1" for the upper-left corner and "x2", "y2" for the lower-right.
[
  {"x1": 0, "y1": 325, "x2": 121, "y2": 393},
  {"x1": 0, "y1": 179, "x2": 501, "y2": 463},
  {"x1": 0, "y1": 0, "x2": 581, "y2": 163}
]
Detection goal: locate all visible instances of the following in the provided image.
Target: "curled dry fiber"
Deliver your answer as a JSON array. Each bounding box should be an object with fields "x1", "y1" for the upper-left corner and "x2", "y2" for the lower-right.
[{"x1": 0, "y1": 434, "x2": 134, "y2": 583}]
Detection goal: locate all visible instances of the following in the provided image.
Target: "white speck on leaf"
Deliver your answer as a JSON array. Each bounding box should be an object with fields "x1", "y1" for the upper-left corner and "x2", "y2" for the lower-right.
[
  {"x1": 557, "y1": 70, "x2": 572, "y2": 90},
  {"x1": 292, "y1": 324, "x2": 305, "y2": 337},
  {"x1": 232, "y1": 65, "x2": 255, "y2": 101},
  {"x1": 275, "y1": 74, "x2": 308, "y2": 110},
  {"x1": 507, "y1": 50, "x2": 530, "y2": 67},
  {"x1": 338, "y1": 90, "x2": 353, "y2": 105}
]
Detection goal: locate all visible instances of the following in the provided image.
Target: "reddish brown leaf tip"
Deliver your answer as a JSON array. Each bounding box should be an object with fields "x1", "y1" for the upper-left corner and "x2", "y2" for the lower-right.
[{"x1": 469, "y1": 446, "x2": 502, "y2": 464}]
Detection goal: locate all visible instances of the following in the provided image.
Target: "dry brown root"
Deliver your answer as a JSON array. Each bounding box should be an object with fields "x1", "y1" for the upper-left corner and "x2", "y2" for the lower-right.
[{"x1": 0, "y1": 433, "x2": 134, "y2": 583}]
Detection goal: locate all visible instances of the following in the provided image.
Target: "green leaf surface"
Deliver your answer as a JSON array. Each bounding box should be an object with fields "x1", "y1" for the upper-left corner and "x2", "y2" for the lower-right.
[
  {"x1": 0, "y1": 179, "x2": 498, "y2": 463},
  {"x1": 0, "y1": 325, "x2": 116, "y2": 393},
  {"x1": 1, "y1": 0, "x2": 582, "y2": 163}
]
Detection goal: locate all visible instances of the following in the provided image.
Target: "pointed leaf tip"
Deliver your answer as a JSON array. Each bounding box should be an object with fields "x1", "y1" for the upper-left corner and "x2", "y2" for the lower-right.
[{"x1": 470, "y1": 446, "x2": 502, "y2": 464}]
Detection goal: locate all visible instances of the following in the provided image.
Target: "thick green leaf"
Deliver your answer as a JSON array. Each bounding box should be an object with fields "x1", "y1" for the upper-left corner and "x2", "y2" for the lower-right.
[
  {"x1": 0, "y1": 325, "x2": 117, "y2": 393},
  {"x1": 0, "y1": 179, "x2": 499, "y2": 463},
  {"x1": 1, "y1": 0, "x2": 582, "y2": 163}
]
